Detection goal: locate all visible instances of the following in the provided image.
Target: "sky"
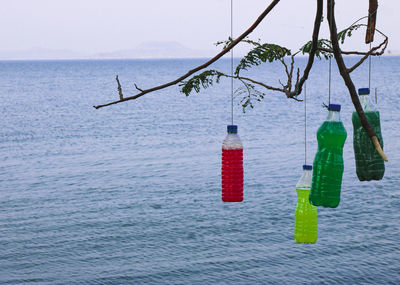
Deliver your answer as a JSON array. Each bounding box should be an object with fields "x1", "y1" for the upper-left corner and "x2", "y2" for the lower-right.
[{"x1": 0, "y1": 0, "x2": 399, "y2": 57}]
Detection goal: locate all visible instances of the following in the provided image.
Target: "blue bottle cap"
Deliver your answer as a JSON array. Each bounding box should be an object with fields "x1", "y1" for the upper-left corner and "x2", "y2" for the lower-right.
[
  {"x1": 358, "y1": 88, "x2": 370, "y2": 95},
  {"x1": 328, "y1": 104, "x2": 341, "y2": 112},
  {"x1": 303, "y1": 165, "x2": 312, "y2": 170},
  {"x1": 227, "y1": 125, "x2": 238, "y2": 133}
]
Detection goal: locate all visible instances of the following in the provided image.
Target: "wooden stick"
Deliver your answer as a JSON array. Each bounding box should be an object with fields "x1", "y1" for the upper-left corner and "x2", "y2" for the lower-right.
[
  {"x1": 372, "y1": 136, "x2": 388, "y2": 161},
  {"x1": 366, "y1": 0, "x2": 378, "y2": 43}
]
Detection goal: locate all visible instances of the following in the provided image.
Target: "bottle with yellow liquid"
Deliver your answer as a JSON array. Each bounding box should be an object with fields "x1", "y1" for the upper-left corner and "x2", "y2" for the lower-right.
[{"x1": 295, "y1": 165, "x2": 317, "y2": 244}]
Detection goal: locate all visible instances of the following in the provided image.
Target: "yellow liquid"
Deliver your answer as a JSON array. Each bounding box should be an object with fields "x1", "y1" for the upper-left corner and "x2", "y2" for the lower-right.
[{"x1": 295, "y1": 188, "x2": 317, "y2": 244}]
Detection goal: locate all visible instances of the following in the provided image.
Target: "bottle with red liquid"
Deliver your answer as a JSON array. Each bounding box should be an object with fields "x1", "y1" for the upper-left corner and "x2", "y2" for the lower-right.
[{"x1": 222, "y1": 125, "x2": 243, "y2": 202}]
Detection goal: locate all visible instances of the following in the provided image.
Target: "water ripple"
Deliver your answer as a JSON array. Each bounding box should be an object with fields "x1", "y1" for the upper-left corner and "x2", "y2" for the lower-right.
[{"x1": 0, "y1": 58, "x2": 399, "y2": 284}]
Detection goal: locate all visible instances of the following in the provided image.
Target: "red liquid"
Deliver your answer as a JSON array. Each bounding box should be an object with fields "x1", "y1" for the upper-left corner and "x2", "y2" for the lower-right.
[{"x1": 222, "y1": 148, "x2": 243, "y2": 202}]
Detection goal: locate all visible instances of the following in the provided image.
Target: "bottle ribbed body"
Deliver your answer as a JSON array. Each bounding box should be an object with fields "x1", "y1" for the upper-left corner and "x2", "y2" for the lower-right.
[
  {"x1": 222, "y1": 148, "x2": 243, "y2": 202},
  {"x1": 222, "y1": 128, "x2": 243, "y2": 202},
  {"x1": 352, "y1": 111, "x2": 385, "y2": 181},
  {"x1": 309, "y1": 117, "x2": 347, "y2": 208},
  {"x1": 295, "y1": 189, "x2": 317, "y2": 243}
]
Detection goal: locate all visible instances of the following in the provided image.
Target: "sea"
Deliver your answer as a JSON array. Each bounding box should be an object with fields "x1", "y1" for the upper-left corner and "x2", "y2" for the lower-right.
[{"x1": 0, "y1": 57, "x2": 399, "y2": 284}]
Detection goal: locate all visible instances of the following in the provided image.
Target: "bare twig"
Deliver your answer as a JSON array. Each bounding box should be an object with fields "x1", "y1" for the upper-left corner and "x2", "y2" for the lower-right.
[
  {"x1": 295, "y1": 68, "x2": 300, "y2": 91},
  {"x1": 239, "y1": 76, "x2": 285, "y2": 93},
  {"x1": 280, "y1": 58, "x2": 290, "y2": 81},
  {"x1": 237, "y1": 74, "x2": 304, "y2": 101},
  {"x1": 116, "y1": 75, "x2": 123, "y2": 100},
  {"x1": 315, "y1": 23, "x2": 388, "y2": 73},
  {"x1": 317, "y1": 47, "x2": 385, "y2": 56},
  {"x1": 278, "y1": 79, "x2": 286, "y2": 89},
  {"x1": 134, "y1": 83, "x2": 143, "y2": 92},
  {"x1": 289, "y1": 55, "x2": 295, "y2": 80},
  {"x1": 278, "y1": 56, "x2": 294, "y2": 92},
  {"x1": 252, "y1": 0, "x2": 322, "y2": 100},
  {"x1": 278, "y1": 59, "x2": 290, "y2": 91},
  {"x1": 288, "y1": 55, "x2": 296, "y2": 91},
  {"x1": 347, "y1": 37, "x2": 387, "y2": 73},
  {"x1": 93, "y1": 0, "x2": 281, "y2": 109},
  {"x1": 286, "y1": 0, "x2": 323, "y2": 98},
  {"x1": 223, "y1": 0, "x2": 322, "y2": 101},
  {"x1": 238, "y1": 78, "x2": 252, "y2": 97}
]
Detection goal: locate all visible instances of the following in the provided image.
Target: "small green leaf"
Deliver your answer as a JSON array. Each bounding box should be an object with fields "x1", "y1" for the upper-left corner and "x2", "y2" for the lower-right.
[
  {"x1": 179, "y1": 70, "x2": 228, "y2": 96},
  {"x1": 299, "y1": 39, "x2": 332, "y2": 60},
  {"x1": 337, "y1": 24, "x2": 363, "y2": 44},
  {"x1": 235, "y1": 43, "x2": 291, "y2": 76}
]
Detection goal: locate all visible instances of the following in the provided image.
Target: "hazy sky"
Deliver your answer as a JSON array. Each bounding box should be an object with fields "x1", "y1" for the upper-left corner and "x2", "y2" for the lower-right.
[{"x1": 1, "y1": 0, "x2": 399, "y2": 55}]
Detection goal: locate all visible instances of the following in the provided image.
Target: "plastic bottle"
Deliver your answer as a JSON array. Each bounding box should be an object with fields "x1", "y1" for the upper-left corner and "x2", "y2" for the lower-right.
[
  {"x1": 222, "y1": 125, "x2": 243, "y2": 202},
  {"x1": 309, "y1": 104, "x2": 347, "y2": 208},
  {"x1": 294, "y1": 165, "x2": 317, "y2": 244},
  {"x1": 352, "y1": 88, "x2": 385, "y2": 181}
]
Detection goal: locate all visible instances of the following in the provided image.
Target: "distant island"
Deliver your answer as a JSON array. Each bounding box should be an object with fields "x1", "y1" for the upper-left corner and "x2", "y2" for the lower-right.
[
  {"x1": 0, "y1": 42, "x2": 398, "y2": 61},
  {"x1": 94, "y1": 41, "x2": 217, "y2": 59},
  {"x1": 0, "y1": 41, "x2": 218, "y2": 60}
]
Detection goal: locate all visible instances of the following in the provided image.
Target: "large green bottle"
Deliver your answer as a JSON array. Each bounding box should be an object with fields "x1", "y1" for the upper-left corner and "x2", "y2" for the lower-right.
[
  {"x1": 295, "y1": 165, "x2": 317, "y2": 244},
  {"x1": 352, "y1": 88, "x2": 385, "y2": 181},
  {"x1": 309, "y1": 104, "x2": 347, "y2": 208}
]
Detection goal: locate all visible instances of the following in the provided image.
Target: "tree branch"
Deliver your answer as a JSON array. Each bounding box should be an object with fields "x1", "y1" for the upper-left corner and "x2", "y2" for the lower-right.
[
  {"x1": 315, "y1": 23, "x2": 388, "y2": 73},
  {"x1": 317, "y1": 46, "x2": 385, "y2": 56},
  {"x1": 286, "y1": 0, "x2": 323, "y2": 98},
  {"x1": 238, "y1": 76, "x2": 286, "y2": 93},
  {"x1": 347, "y1": 36, "x2": 387, "y2": 73},
  {"x1": 240, "y1": 0, "x2": 322, "y2": 100},
  {"x1": 327, "y1": 0, "x2": 387, "y2": 161},
  {"x1": 177, "y1": 0, "x2": 322, "y2": 107},
  {"x1": 93, "y1": 0, "x2": 281, "y2": 109}
]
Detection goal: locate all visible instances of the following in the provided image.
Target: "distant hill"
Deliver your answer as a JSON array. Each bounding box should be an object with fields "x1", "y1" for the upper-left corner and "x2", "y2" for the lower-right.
[
  {"x1": 0, "y1": 42, "x2": 217, "y2": 60},
  {"x1": 93, "y1": 41, "x2": 217, "y2": 59},
  {"x1": 1, "y1": 43, "x2": 397, "y2": 61},
  {"x1": 0, "y1": 48, "x2": 88, "y2": 60}
]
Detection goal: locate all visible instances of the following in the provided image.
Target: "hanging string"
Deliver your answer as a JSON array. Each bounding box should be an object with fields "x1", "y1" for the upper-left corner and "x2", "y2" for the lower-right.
[
  {"x1": 367, "y1": 9, "x2": 378, "y2": 101},
  {"x1": 368, "y1": 43, "x2": 372, "y2": 90},
  {"x1": 328, "y1": 56, "x2": 332, "y2": 105},
  {"x1": 328, "y1": 0, "x2": 333, "y2": 106},
  {"x1": 230, "y1": 0, "x2": 234, "y2": 125},
  {"x1": 368, "y1": 18, "x2": 372, "y2": 91},
  {"x1": 304, "y1": 81, "x2": 307, "y2": 165}
]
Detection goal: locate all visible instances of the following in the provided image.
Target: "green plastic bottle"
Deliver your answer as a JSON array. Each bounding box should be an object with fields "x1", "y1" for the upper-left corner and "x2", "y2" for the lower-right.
[
  {"x1": 352, "y1": 88, "x2": 385, "y2": 181},
  {"x1": 295, "y1": 165, "x2": 317, "y2": 244},
  {"x1": 309, "y1": 104, "x2": 347, "y2": 208}
]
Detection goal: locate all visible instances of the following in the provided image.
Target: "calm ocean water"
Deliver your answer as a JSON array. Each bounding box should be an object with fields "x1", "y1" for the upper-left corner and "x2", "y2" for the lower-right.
[{"x1": 0, "y1": 57, "x2": 399, "y2": 284}]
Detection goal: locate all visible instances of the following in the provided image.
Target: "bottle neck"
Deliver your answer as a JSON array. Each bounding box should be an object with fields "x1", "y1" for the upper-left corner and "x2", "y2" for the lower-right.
[
  {"x1": 222, "y1": 132, "x2": 243, "y2": 149},
  {"x1": 359, "y1": 94, "x2": 373, "y2": 111},
  {"x1": 302, "y1": 169, "x2": 312, "y2": 184},
  {"x1": 296, "y1": 169, "x2": 312, "y2": 189},
  {"x1": 326, "y1": 110, "x2": 340, "y2": 122}
]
